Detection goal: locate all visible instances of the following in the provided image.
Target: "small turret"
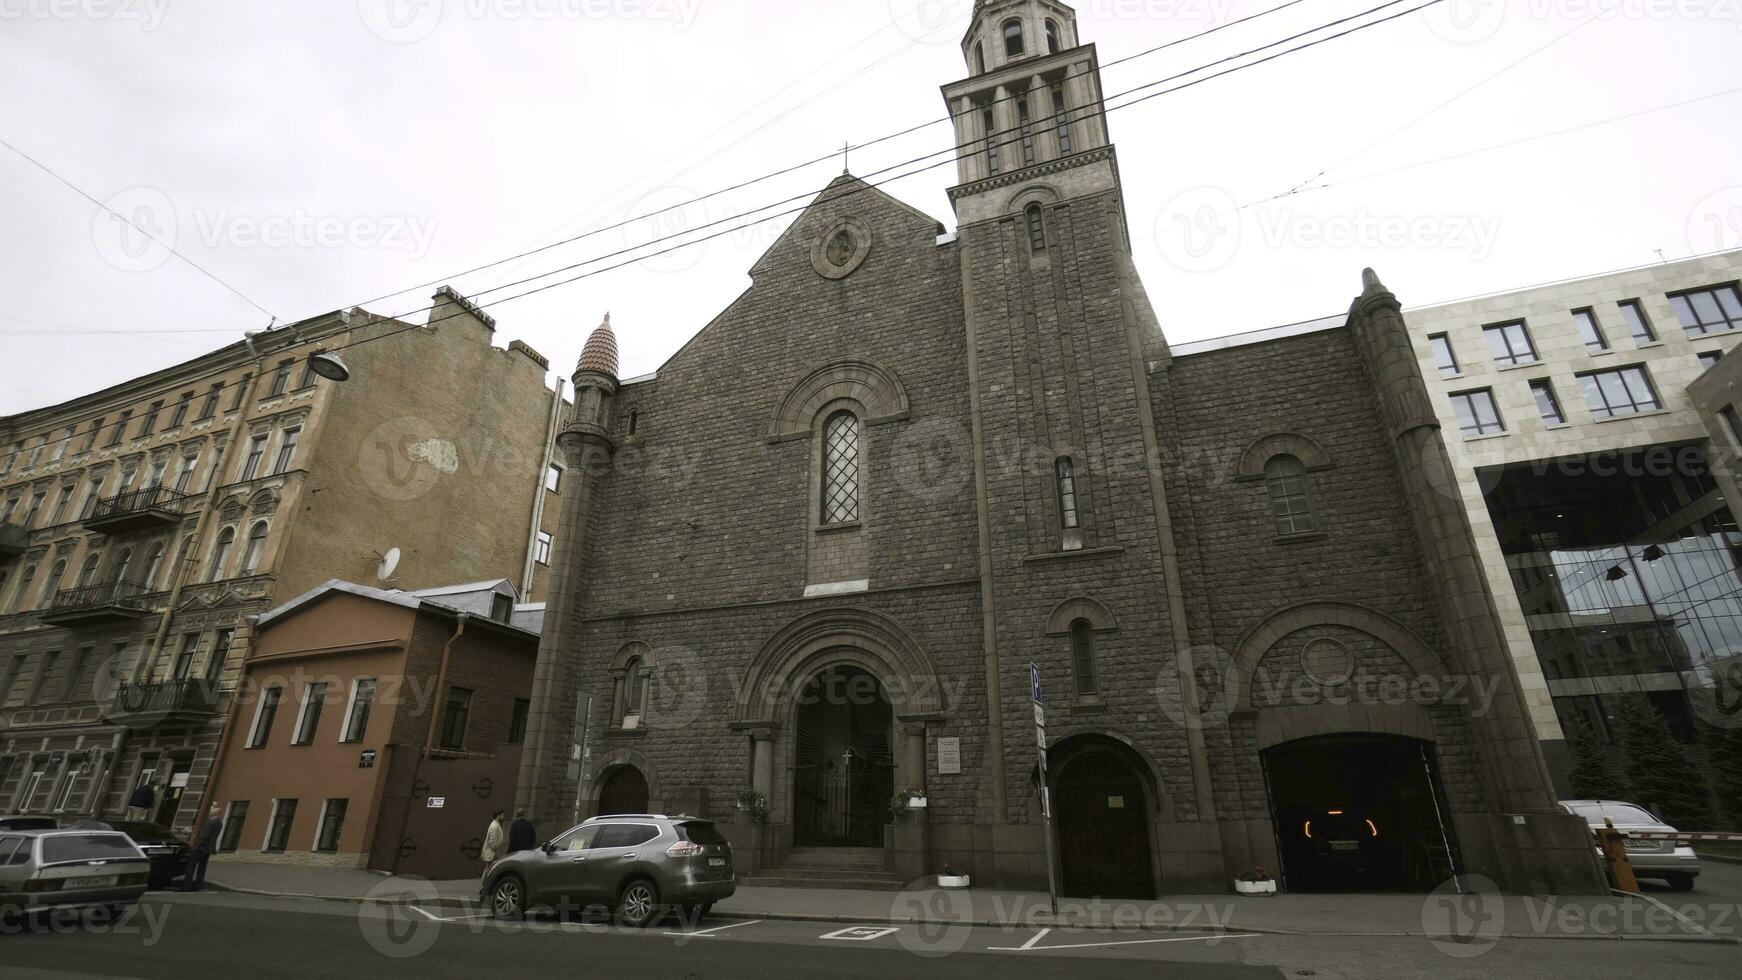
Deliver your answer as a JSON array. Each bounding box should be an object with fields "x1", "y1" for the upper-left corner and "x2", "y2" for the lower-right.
[{"x1": 577, "y1": 312, "x2": 619, "y2": 380}]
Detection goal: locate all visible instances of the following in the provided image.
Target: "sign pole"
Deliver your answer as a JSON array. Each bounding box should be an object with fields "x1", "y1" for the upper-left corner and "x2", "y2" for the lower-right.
[
  {"x1": 570, "y1": 693, "x2": 593, "y2": 828},
  {"x1": 1032, "y1": 662, "x2": 1059, "y2": 917}
]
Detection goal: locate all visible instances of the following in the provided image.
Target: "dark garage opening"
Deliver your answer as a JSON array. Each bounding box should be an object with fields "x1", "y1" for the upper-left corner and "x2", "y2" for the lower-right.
[{"x1": 1262, "y1": 733, "x2": 1459, "y2": 892}]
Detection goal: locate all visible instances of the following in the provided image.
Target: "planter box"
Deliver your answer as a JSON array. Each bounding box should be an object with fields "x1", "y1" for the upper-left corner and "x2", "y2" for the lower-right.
[
  {"x1": 937, "y1": 874, "x2": 970, "y2": 889},
  {"x1": 1234, "y1": 879, "x2": 1277, "y2": 895}
]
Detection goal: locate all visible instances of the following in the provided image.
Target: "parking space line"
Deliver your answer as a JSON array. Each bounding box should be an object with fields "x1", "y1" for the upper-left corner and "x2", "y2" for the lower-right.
[
  {"x1": 1016, "y1": 928, "x2": 1051, "y2": 949},
  {"x1": 411, "y1": 907, "x2": 494, "y2": 923},
  {"x1": 662, "y1": 919, "x2": 763, "y2": 938},
  {"x1": 820, "y1": 925, "x2": 901, "y2": 941},
  {"x1": 988, "y1": 932, "x2": 1260, "y2": 952}
]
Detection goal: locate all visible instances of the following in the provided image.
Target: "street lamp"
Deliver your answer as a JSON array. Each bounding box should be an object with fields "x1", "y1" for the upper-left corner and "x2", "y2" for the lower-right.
[{"x1": 307, "y1": 351, "x2": 351, "y2": 382}]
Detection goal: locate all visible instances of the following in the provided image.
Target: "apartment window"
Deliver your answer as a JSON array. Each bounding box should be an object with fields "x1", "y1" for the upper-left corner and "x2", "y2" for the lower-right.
[
  {"x1": 0, "y1": 656, "x2": 23, "y2": 706},
  {"x1": 1571, "y1": 308, "x2": 1608, "y2": 353},
  {"x1": 205, "y1": 628, "x2": 233, "y2": 684},
  {"x1": 46, "y1": 485, "x2": 74, "y2": 525},
  {"x1": 263, "y1": 799, "x2": 297, "y2": 852},
  {"x1": 0, "y1": 497, "x2": 14, "y2": 525},
  {"x1": 82, "y1": 417, "x2": 103, "y2": 452},
  {"x1": 292, "y1": 681, "x2": 329, "y2": 745},
  {"x1": 1069, "y1": 619, "x2": 1097, "y2": 696},
  {"x1": 1698, "y1": 349, "x2": 1724, "y2": 370},
  {"x1": 172, "y1": 454, "x2": 199, "y2": 492},
  {"x1": 208, "y1": 527, "x2": 236, "y2": 582},
  {"x1": 1002, "y1": 18, "x2": 1024, "y2": 56},
  {"x1": 1025, "y1": 203, "x2": 1046, "y2": 254},
  {"x1": 1669, "y1": 284, "x2": 1742, "y2": 336},
  {"x1": 42, "y1": 560, "x2": 66, "y2": 608},
  {"x1": 49, "y1": 427, "x2": 74, "y2": 463},
  {"x1": 218, "y1": 801, "x2": 249, "y2": 852},
  {"x1": 79, "y1": 478, "x2": 102, "y2": 519},
  {"x1": 247, "y1": 686, "x2": 283, "y2": 748},
  {"x1": 197, "y1": 384, "x2": 222, "y2": 421},
  {"x1": 820, "y1": 411, "x2": 861, "y2": 524},
  {"x1": 1055, "y1": 456, "x2": 1079, "y2": 529},
  {"x1": 1448, "y1": 388, "x2": 1505, "y2": 437},
  {"x1": 314, "y1": 799, "x2": 347, "y2": 853},
  {"x1": 28, "y1": 652, "x2": 59, "y2": 704},
  {"x1": 981, "y1": 104, "x2": 999, "y2": 176},
  {"x1": 297, "y1": 359, "x2": 319, "y2": 390},
  {"x1": 24, "y1": 435, "x2": 45, "y2": 468},
  {"x1": 267, "y1": 359, "x2": 294, "y2": 398},
  {"x1": 1264, "y1": 455, "x2": 1319, "y2": 534},
  {"x1": 1577, "y1": 365, "x2": 1661, "y2": 419},
  {"x1": 238, "y1": 521, "x2": 269, "y2": 575},
  {"x1": 168, "y1": 392, "x2": 193, "y2": 429},
  {"x1": 509, "y1": 698, "x2": 530, "y2": 744},
  {"x1": 272, "y1": 428, "x2": 301, "y2": 474},
  {"x1": 1530, "y1": 379, "x2": 1565, "y2": 425},
  {"x1": 61, "y1": 649, "x2": 90, "y2": 701},
  {"x1": 1618, "y1": 299, "x2": 1657, "y2": 343},
  {"x1": 1050, "y1": 83, "x2": 1071, "y2": 155},
  {"x1": 10, "y1": 565, "x2": 34, "y2": 615},
  {"x1": 535, "y1": 531, "x2": 553, "y2": 566},
  {"x1": 24, "y1": 491, "x2": 45, "y2": 527},
  {"x1": 438, "y1": 688, "x2": 473, "y2": 751},
  {"x1": 17, "y1": 766, "x2": 46, "y2": 811},
  {"x1": 1721, "y1": 405, "x2": 1742, "y2": 446},
  {"x1": 491, "y1": 593, "x2": 513, "y2": 623},
  {"x1": 545, "y1": 463, "x2": 563, "y2": 493},
  {"x1": 1045, "y1": 18, "x2": 1061, "y2": 53},
  {"x1": 341, "y1": 678, "x2": 376, "y2": 743},
  {"x1": 172, "y1": 634, "x2": 200, "y2": 680},
  {"x1": 145, "y1": 458, "x2": 167, "y2": 488},
  {"x1": 1483, "y1": 320, "x2": 1538, "y2": 366},
  {"x1": 75, "y1": 552, "x2": 101, "y2": 588},
  {"x1": 1016, "y1": 94, "x2": 1036, "y2": 166},
  {"x1": 138, "y1": 401, "x2": 162, "y2": 438},
  {"x1": 107, "y1": 411, "x2": 131, "y2": 447},
  {"x1": 50, "y1": 762, "x2": 82, "y2": 812},
  {"x1": 228, "y1": 374, "x2": 251, "y2": 412},
  {"x1": 141, "y1": 542, "x2": 167, "y2": 590},
  {"x1": 240, "y1": 435, "x2": 268, "y2": 481}
]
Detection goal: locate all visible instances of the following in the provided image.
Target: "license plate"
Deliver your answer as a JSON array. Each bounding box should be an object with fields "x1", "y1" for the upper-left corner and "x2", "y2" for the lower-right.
[
  {"x1": 1329, "y1": 841, "x2": 1359, "y2": 852},
  {"x1": 708, "y1": 858, "x2": 727, "y2": 867},
  {"x1": 66, "y1": 876, "x2": 116, "y2": 888}
]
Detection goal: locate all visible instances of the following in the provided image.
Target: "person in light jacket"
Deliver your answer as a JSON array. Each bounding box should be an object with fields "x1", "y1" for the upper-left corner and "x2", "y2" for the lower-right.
[{"x1": 481, "y1": 810, "x2": 505, "y2": 882}]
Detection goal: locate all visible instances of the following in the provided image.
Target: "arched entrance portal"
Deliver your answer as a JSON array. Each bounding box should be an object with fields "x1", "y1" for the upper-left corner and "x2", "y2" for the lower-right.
[
  {"x1": 597, "y1": 765, "x2": 649, "y2": 816},
  {"x1": 1262, "y1": 733, "x2": 1459, "y2": 892},
  {"x1": 1053, "y1": 739, "x2": 1156, "y2": 899},
  {"x1": 792, "y1": 666, "x2": 895, "y2": 847}
]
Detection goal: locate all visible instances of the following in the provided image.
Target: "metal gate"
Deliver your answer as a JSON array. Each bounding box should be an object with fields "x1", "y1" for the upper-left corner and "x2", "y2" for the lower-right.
[{"x1": 792, "y1": 668, "x2": 893, "y2": 847}]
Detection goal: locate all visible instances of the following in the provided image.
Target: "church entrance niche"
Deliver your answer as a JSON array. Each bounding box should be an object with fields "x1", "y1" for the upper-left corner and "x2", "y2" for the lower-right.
[
  {"x1": 1054, "y1": 740, "x2": 1155, "y2": 899},
  {"x1": 597, "y1": 765, "x2": 649, "y2": 816},
  {"x1": 792, "y1": 666, "x2": 895, "y2": 847}
]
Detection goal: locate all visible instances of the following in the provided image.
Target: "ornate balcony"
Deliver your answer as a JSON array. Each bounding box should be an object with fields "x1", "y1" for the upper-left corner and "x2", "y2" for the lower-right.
[
  {"x1": 84, "y1": 486, "x2": 190, "y2": 534},
  {"x1": 40, "y1": 578, "x2": 155, "y2": 626},
  {"x1": 0, "y1": 521, "x2": 25, "y2": 558},
  {"x1": 108, "y1": 678, "x2": 220, "y2": 729}
]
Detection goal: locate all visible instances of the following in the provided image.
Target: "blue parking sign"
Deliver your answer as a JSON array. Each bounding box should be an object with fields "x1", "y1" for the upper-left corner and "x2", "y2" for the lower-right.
[{"x1": 1030, "y1": 662, "x2": 1042, "y2": 704}]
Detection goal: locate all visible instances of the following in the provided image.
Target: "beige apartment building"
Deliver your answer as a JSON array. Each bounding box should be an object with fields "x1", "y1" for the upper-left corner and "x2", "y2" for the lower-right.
[{"x1": 0, "y1": 287, "x2": 569, "y2": 834}]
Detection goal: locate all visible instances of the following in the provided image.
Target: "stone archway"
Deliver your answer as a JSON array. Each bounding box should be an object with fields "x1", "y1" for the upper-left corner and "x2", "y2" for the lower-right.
[
  {"x1": 791, "y1": 666, "x2": 896, "y2": 847},
  {"x1": 1049, "y1": 734, "x2": 1158, "y2": 899},
  {"x1": 597, "y1": 765, "x2": 649, "y2": 816}
]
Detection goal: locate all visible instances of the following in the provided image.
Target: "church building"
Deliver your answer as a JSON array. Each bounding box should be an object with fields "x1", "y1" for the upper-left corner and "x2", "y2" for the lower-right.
[{"x1": 515, "y1": 0, "x2": 1604, "y2": 896}]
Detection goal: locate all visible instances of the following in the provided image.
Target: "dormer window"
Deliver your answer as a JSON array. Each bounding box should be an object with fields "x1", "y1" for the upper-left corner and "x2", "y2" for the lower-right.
[
  {"x1": 1003, "y1": 19, "x2": 1024, "y2": 57},
  {"x1": 1046, "y1": 20, "x2": 1061, "y2": 53}
]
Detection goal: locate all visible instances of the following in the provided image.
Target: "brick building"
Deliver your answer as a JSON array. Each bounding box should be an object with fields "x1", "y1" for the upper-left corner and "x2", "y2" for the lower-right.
[
  {"x1": 0, "y1": 289, "x2": 567, "y2": 836},
  {"x1": 513, "y1": 0, "x2": 1602, "y2": 896},
  {"x1": 203, "y1": 579, "x2": 538, "y2": 879}
]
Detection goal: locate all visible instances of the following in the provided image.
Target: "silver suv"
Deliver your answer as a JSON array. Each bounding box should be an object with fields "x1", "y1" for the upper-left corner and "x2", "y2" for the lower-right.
[{"x1": 482, "y1": 813, "x2": 735, "y2": 926}]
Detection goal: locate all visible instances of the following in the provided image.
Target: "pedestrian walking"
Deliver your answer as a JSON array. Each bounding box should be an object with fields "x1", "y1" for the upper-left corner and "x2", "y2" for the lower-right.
[
  {"x1": 127, "y1": 780, "x2": 156, "y2": 822},
  {"x1": 508, "y1": 811, "x2": 536, "y2": 854},
  {"x1": 481, "y1": 810, "x2": 505, "y2": 882},
  {"x1": 181, "y1": 805, "x2": 224, "y2": 892}
]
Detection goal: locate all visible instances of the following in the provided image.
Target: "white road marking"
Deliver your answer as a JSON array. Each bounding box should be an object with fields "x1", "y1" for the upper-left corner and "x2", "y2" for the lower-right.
[
  {"x1": 988, "y1": 932, "x2": 1261, "y2": 952},
  {"x1": 663, "y1": 918, "x2": 764, "y2": 938},
  {"x1": 1017, "y1": 928, "x2": 1052, "y2": 950},
  {"x1": 820, "y1": 925, "x2": 901, "y2": 941},
  {"x1": 410, "y1": 907, "x2": 494, "y2": 922}
]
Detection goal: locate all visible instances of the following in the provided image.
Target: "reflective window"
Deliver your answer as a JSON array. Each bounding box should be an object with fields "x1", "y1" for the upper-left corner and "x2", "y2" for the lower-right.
[
  {"x1": 1449, "y1": 388, "x2": 1504, "y2": 437},
  {"x1": 1576, "y1": 366, "x2": 1660, "y2": 418},
  {"x1": 1572, "y1": 308, "x2": 1608, "y2": 353},
  {"x1": 1617, "y1": 299, "x2": 1656, "y2": 343},
  {"x1": 1428, "y1": 334, "x2": 1458, "y2": 376},
  {"x1": 1668, "y1": 284, "x2": 1742, "y2": 337},
  {"x1": 1483, "y1": 320, "x2": 1538, "y2": 365},
  {"x1": 1530, "y1": 379, "x2": 1565, "y2": 425}
]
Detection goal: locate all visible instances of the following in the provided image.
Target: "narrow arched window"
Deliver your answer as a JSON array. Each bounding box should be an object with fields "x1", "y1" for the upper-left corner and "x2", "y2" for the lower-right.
[
  {"x1": 1003, "y1": 19, "x2": 1024, "y2": 57},
  {"x1": 1045, "y1": 19, "x2": 1061, "y2": 53},
  {"x1": 45, "y1": 560, "x2": 66, "y2": 608},
  {"x1": 1070, "y1": 619, "x2": 1097, "y2": 695},
  {"x1": 821, "y1": 410, "x2": 861, "y2": 524},
  {"x1": 972, "y1": 41, "x2": 985, "y2": 74},
  {"x1": 239, "y1": 521, "x2": 269, "y2": 575},
  {"x1": 76, "y1": 552, "x2": 102, "y2": 588},
  {"x1": 14, "y1": 563, "x2": 37, "y2": 612},
  {"x1": 627, "y1": 410, "x2": 639, "y2": 436},
  {"x1": 1054, "y1": 456, "x2": 1079, "y2": 528},
  {"x1": 208, "y1": 527, "x2": 236, "y2": 582},
  {"x1": 623, "y1": 657, "x2": 645, "y2": 720},
  {"x1": 1264, "y1": 455, "x2": 1318, "y2": 535},
  {"x1": 142, "y1": 542, "x2": 166, "y2": 589},
  {"x1": 111, "y1": 547, "x2": 133, "y2": 584},
  {"x1": 1026, "y1": 204, "x2": 1047, "y2": 254}
]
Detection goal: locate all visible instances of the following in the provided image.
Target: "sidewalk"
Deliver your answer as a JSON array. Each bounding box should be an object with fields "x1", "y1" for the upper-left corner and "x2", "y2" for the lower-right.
[{"x1": 203, "y1": 862, "x2": 1735, "y2": 943}]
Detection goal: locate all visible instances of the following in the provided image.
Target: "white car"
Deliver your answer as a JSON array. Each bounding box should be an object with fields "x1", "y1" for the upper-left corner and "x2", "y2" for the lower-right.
[
  {"x1": 1559, "y1": 800, "x2": 1700, "y2": 891},
  {"x1": 0, "y1": 829, "x2": 153, "y2": 922}
]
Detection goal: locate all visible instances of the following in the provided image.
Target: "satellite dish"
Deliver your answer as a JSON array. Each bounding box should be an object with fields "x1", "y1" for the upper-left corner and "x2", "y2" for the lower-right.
[{"x1": 377, "y1": 548, "x2": 401, "y2": 581}]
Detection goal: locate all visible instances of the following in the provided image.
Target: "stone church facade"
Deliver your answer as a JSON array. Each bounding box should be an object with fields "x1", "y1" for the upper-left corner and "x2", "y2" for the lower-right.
[{"x1": 516, "y1": 0, "x2": 1603, "y2": 895}]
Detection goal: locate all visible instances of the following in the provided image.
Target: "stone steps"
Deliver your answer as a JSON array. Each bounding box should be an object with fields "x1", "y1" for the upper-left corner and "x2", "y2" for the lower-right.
[{"x1": 740, "y1": 847, "x2": 907, "y2": 890}]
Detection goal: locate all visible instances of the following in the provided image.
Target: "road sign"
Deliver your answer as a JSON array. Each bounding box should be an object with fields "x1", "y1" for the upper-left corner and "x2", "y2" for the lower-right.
[
  {"x1": 358, "y1": 749, "x2": 377, "y2": 769},
  {"x1": 426, "y1": 797, "x2": 446, "y2": 809},
  {"x1": 1030, "y1": 662, "x2": 1042, "y2": 703},
  {"x1": 1029, "y1": 661, "x2": 1058, "y2": 916}
]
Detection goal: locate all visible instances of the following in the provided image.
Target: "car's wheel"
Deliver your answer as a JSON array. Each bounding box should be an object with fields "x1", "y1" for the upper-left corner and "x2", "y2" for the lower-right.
[
  {"x1": 616, "y1": 879, "x2": 661, "y2": 928},
  {"x1": 489, "y1": 875, "x2": 527, "y2": 919},
  {"x1": 1665, "y1": 874, "x2": 1696, "y2": 892}
]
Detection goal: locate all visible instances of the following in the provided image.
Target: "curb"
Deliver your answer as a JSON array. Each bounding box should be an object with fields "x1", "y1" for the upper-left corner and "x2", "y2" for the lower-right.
[{"x1": 1695, "y1": 851, "x2": 1742, "y2": 866}]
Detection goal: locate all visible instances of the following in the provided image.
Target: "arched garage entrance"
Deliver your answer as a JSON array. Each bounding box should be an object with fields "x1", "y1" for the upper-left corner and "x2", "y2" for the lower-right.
[
  {"x1": 1262, "y1": 734, "x2": 1458, "y2": 892},
  {"x1": 1052, "y1": 737, "x2": 1156, "y2": 899},
  {"x1": 597, "y1": 765, "x2": 649, "y2": 815}
]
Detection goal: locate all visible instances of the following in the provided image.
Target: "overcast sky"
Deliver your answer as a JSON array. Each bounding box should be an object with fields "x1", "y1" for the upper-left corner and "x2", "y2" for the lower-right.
[{"x1": 2, "y1": 0, "x2": 1739, "y2": 413}]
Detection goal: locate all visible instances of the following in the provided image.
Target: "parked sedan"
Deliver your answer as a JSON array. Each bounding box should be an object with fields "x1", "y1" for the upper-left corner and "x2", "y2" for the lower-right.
[
  {"x1": 482, "y1": 814, "x2": 735, "y2": 926},
  {"x1": 104, "y1": 821, "x2": 191, "y2": 890},
  {"x1": 0, "y1": 815, "x2": 58, "y2": 832},
  {"x1": 0, "y1": 829, "x2": 152, "y2": 922},
  {"x1": 1560, "y1": 799, "x2": 1701, "y2": 891}
]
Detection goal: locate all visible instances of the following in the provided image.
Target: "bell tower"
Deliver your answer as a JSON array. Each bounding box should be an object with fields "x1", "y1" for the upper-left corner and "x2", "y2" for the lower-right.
[{"x1": 942, "y1": 0, "x2": 1116, "y2": 224}]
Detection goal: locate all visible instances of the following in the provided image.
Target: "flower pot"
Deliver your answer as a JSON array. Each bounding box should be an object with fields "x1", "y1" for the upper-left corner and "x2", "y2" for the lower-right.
[
  {"x1": 938, "y1": 874, "x2": 970, "y2": 889},
  {"x1": 1234, "y1": 878, "x2": 1276, "y2": 895}
]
